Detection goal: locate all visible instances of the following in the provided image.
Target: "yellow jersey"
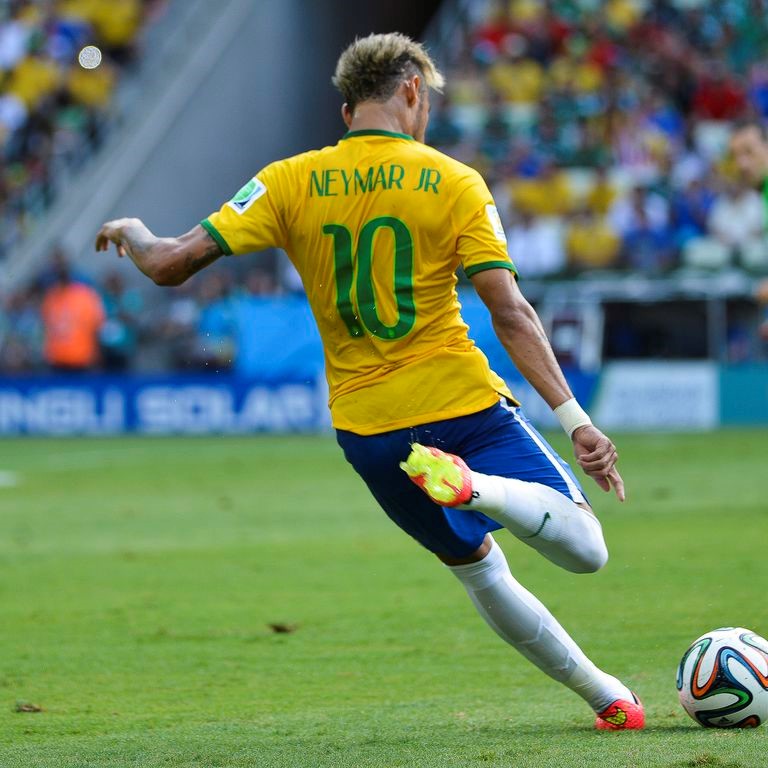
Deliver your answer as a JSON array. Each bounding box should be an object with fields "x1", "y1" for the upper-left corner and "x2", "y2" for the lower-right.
[{"x1": 202, "y1": 129, "x2": 517, "y2": 435}]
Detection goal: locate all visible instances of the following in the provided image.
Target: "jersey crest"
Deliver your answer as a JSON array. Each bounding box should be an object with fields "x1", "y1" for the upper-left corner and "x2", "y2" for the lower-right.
[{"x1": 228, "y1": 177, "x2": 267, "y2": 214}]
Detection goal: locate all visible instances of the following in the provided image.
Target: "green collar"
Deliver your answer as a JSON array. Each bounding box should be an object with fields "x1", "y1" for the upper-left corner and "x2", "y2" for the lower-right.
[{"x1": 342, "y1": 129, "x2": 414, "y2": 141}]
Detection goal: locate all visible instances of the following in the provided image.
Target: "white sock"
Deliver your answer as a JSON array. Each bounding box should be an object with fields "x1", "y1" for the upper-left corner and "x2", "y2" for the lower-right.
[
  {"x1": 462, "y1": 473, "x2": 608, "y2": 574},
  {"x1": 448, "y1": 538, "x2": 631, "y2": 712}
]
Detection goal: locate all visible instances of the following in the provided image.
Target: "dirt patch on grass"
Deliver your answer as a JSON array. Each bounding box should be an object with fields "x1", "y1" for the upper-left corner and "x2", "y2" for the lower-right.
[{"x1": 672, "y1": 755, "x2": 745, "y2": 768}]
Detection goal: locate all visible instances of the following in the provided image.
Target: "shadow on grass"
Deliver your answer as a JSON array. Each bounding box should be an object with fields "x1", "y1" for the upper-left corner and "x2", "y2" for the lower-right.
[{"x1": 463, "y1": 721, "x2": 694, "y2": 737}]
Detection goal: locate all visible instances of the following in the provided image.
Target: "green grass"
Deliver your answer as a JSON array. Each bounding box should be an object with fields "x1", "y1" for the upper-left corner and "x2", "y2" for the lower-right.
[{"x1": 0, "y1": 430, "x2": 766, "y2": 767}]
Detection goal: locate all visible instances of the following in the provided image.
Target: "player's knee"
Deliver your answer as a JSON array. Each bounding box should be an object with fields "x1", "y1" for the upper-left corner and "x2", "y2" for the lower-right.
[{"x1": 570, "y1": 540, "x2": 609, "y2": 574}]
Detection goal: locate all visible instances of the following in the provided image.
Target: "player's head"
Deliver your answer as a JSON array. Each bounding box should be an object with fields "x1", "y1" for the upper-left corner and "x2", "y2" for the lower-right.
[
  {"x1": 730, "y1": 119, "x2": 768, "y2": 187},
  {"x1": 333, "y1": 32, "x2": 444, "y2": 143}
]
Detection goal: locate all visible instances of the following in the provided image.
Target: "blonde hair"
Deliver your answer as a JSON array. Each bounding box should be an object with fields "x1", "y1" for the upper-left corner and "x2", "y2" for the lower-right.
[{"x1": 332, "y1": 32, "x2": 444, "y2": 111}]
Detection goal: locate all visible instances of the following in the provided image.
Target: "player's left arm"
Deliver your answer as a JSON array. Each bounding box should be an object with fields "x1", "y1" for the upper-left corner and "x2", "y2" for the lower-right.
[
  {"x1": 471, "y1": 267, "x2": 625, "y2": 501},
  {"x1": 95, "y1": 218, "x2": 222, "y2": 286}
]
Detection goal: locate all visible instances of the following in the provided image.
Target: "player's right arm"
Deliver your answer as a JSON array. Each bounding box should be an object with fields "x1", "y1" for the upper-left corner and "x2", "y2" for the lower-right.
[
  {"x1": 471, "y1": 268, "x2": 625, "y2": 501},
  {"x1": 96, "y1": 162, "x2": 290, "y2": 284},
  {"x1": 95, "y1": 219, "x2": 223, "y2": 286},
  {"x1": 452, "y1": 167, "x2": 624, "y2": 500}
]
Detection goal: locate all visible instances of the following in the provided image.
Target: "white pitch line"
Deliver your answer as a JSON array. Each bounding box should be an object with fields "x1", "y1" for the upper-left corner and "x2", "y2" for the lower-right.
[{"x1": 0, "y1": 470, "x2": 20, "y2": 488}]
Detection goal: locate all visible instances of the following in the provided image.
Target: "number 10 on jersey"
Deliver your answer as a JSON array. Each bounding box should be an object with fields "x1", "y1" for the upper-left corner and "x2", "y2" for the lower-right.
[{"x1": 323, "y1": 216, "x2": 416, "y2": 341}]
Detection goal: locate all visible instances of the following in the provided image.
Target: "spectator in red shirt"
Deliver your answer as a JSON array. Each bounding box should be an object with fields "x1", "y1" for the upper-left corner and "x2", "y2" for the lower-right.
[{"x1": 692, "y1": 63, "x2": 748, "y2": 120}]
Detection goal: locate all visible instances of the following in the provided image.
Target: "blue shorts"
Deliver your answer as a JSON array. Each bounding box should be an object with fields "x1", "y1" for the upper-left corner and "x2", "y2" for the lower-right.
[{"x1": 336, "y1": 400, "x2": 588, "y2": 558}]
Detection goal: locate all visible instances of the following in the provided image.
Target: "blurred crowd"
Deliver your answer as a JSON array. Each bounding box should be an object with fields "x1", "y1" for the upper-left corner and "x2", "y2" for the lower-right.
[
  {"x1": 0, "y1": 249, "x2": 301, "y2": 373},
  {"x1": 427, "y1": 0, "x2": 768, "y2": 276},
  {"x1": 0, "y1": 0, "x2": 164, "y2": 259},
  {"x1": 4, "y1": 0, "x2": 768, "y2": 374}
]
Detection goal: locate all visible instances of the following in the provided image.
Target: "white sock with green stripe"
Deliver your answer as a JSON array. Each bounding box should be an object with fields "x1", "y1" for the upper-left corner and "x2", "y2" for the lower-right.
[
  {"x1": 462, "y1": 473, "x2": 608, "y2": 574},
  {"x1": 448, "y1": 537, "x2": 631, "y2": 712}
]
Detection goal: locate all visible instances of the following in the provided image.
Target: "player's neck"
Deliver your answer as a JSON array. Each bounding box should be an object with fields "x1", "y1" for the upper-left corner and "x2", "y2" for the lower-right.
[{"x1": 347, "y1": 104, "x2": 412, "y2": 138}]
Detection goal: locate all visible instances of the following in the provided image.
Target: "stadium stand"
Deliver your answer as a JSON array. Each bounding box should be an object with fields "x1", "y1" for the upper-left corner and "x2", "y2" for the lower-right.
[
  {"x1": 0, "y1": 0, "x2": 165, "y2": 262},
  {"x1": 427, "y1": 0, "x2": 768, "y2": 277},
  {"x1": 2, "y1": 0, "x2": 768, "y2": 373}
]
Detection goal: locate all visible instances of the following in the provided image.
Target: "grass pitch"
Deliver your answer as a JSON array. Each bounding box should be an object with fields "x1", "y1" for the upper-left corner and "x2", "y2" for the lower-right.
[{"x1": 0, "y1": 430, "x2": 766, "y2": 767}]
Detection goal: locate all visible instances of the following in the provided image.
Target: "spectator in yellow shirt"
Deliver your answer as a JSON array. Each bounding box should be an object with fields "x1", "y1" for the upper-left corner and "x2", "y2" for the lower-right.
[
  {"x1": 549, "y1": 36, "x2": 604, "y2": 94},
  {"x1": 487, "y1": 43, "x2": 544, "y2": 105},
  {"x1": 605, "y1": 0, "x2": 642, "y2": 32},
  {"x1": 7, "y1": 52, "x2": 60, "y2": 109},
  {"x1": 565, "y1": 207, "x2": 621, "y2": 271},
  {"x1": 68, "y1": 59, "x2": 116, "y2": 109},
  {"x1": 586, "y1": 167, "x2": 618, "y2": 216},
  {"x1": 511, "y1": 161, "x2": 574, "y2": 217}
]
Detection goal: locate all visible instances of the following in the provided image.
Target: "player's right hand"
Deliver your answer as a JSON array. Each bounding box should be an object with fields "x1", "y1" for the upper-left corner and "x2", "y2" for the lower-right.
[
  {"x1": 95, "y1": 218, "x2": 138, "y2": 257},
  {"x1": 571, "y1": 425, "x2": 625, "y2": 502}
]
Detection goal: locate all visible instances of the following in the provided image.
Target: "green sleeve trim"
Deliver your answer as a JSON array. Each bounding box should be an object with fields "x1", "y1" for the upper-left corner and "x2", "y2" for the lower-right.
[
  {"x1": 342, "y1": 129, "x2": 414, "y2": 141},
  {"x1": 763, "y1": 177, "x2": 768, "y2": 209},
  {"x1": 200, "y1": 218, "x2": 233, "y2": 256},
  {"x1": 463, "y1": 260, "x2": 517, "y2": 279}
]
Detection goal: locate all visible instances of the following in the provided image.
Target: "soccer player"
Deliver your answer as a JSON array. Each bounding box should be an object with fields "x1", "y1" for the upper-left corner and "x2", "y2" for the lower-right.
[
  {"x1": 95, "y1": 33, "x2": 643, "y2": 730},
  {"x1": 730, "y1": 120, "x2": 768, "y2": 193},
  {"x1": 730, "y1": 120, "x2": 768, "y2": 338}
]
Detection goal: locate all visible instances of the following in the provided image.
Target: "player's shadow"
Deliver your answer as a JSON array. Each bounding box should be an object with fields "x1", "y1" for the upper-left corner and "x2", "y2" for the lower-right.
[
  {"x1": 640, "y1": 724, "x2": 705, "y2": 733},
  {"x1": 485, "y1": 722, "x2": 699, "y2": 736},
  {"x1": 574, "y1": 723, "x2": 746, "y2": 734},
  {"x1": 457, "y1": 722, "x2": 624, "y2": 738}
]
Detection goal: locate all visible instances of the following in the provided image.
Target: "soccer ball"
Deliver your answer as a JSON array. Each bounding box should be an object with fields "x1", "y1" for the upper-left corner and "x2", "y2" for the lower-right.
[{"x1": 677, "y1": 627, "x2": 768, "y2": 728}]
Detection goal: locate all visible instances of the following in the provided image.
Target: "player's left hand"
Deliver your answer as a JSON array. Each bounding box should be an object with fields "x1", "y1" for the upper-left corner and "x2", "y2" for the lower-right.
[{"x1": 571, "y1": 425, "x2": 625, "y2": 502}]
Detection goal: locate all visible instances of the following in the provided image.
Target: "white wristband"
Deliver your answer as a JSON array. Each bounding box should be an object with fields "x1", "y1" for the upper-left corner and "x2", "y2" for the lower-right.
[{"x1": 554, "y1": 398, "x2": 592, "y2": 438}]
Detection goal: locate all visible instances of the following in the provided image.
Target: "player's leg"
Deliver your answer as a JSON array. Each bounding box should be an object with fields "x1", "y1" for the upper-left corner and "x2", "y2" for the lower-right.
[
  {"x1": 466, "y1": 471, "x2": 607, "y2": 574},
  {"x1": 337, "y1": 417, "x2": 642, "y2": 728},
  {"x1": 442, "y1": 533, "x2": 643, "y2": 728},
  {"x1": 401, "y1": 403, "x2": 608, "y2": 574}
]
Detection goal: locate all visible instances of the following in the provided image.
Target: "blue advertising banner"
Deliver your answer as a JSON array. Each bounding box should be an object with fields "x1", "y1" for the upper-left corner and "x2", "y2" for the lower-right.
[
  {"x1": 0, "y1": 376, "x2": 330, "y2": 435},
  {"x1": 719, "y1": 365, "x2": 768, "y2": 425}
]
